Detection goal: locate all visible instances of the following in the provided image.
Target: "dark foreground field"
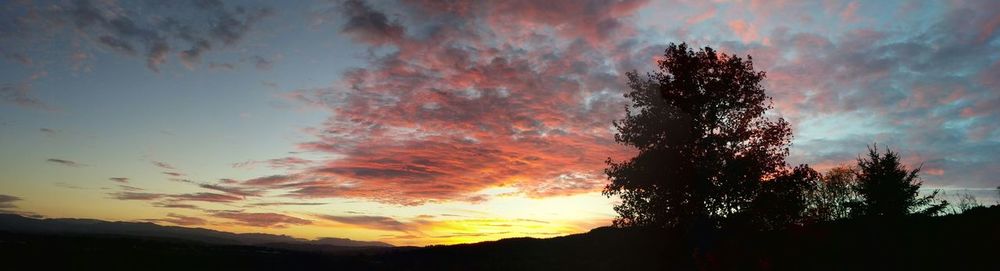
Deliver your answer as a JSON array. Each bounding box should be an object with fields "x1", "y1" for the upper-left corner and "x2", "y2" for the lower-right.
[{"x1": 1, "y1": 206, "x2": 998, "y2": 271}]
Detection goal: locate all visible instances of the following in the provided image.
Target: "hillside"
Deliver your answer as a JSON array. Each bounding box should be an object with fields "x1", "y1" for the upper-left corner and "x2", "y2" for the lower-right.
[{"x1": 1, "y1": 206, "x2": 998, "y2": 270}]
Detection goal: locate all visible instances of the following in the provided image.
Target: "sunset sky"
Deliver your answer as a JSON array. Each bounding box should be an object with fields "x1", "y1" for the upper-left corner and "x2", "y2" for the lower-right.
[{"x1": 1, "y1": 0, "x2": 998, "y2": 246}]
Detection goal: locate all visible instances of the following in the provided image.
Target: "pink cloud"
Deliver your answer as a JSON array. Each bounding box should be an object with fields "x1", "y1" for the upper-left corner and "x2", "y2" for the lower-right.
[
  {"x1": 727, "y1": 19, "x2": 759, "y2": 44},
  {"x1": 840, "y1": 1, "x2": 859, "y2": 22}
]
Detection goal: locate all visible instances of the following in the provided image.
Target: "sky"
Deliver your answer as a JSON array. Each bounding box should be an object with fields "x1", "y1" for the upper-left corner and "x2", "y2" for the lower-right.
[{"x1": 1, "y1": 0, "x2": 998, "y2": 246}]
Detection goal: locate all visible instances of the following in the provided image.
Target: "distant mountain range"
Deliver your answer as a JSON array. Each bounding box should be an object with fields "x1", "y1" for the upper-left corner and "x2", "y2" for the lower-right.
[
  {"x1": 1, "y1": 207, "x2": 998, "y2": 270},
  {"x1": 0, "y1": 213, "x2": 392, "y2": 249}
]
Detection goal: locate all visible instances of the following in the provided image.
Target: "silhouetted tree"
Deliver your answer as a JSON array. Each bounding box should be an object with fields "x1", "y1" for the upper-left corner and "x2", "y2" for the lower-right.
[
  {"x1": 604, "y1": 43, "x2": 792, "y2": 229},
  {"x1": 743, "y1": 164, "x2": 820, "y2": 229},
  {"x1": 807, "y1": 166, "x2": 859, "y2": 221},
  {"x1": 852, "y1": 144, "x2": 947, "y2": 217},
  {"x1": 952, "y1": 193, "x2": 981, "y2": 214}
]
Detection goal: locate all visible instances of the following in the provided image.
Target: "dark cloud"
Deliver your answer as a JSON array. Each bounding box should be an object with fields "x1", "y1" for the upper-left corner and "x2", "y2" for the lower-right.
[
  {"x1": 152, "y1": 202, "x2": 200, "y2": 209},
  {"x1": 0, "y1": 194, "x2": 22, "y2": 209},
  {"x1": 242, "y1": 175, "x2": 296, "y2": 186},
  {"x1": 208, "y1": 62, "x2": 236, "y2": 70},
  {"x1": 218, "y1": 178, "x2": 240, "y2": 184},
  {"x1": 1, "y1": 50, "x2": 32, "y2": 66},
  {"x1": 151, "y1": 161, "x2": 176, "y2": 170},
  {"x1": 109, "y1": 177, "x2": 129, "y2": 183},
  {"x1": 339, "y1": 0, "x2": 405, "y2": 45},
  {"x1": 0, "y1": 0, "x2": 272, "y2": 72},
  {"x1": 246, "y1": 202, "x2": 327, "y2": 207},
  {"x1": 110, "y1": 190, "x2": 242, "y2": 204},
  {"x1": 251, "y1": 55, "x2": 273, "y2": 70},
  {"x1": 46, "y1": 158, "x2": 84, "y2": 167},
  {"x1": 118, "y1": 185, "x2": 143, "y2": 191}
]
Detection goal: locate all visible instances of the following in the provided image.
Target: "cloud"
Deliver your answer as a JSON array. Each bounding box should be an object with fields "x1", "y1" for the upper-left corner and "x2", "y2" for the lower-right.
[
  {"x1": 218, "y1": 178, "x2": 240, "y2": 184},
  {"x1": 212, "y1": 210, "x2": 312, "y2": 228},
  {"x1": 118, "y1": 185, "x2": 143, "y2": 191},
  {"x1": 256, "y1": 0, "x2": 642, "y2": 205},
  {"x1": 110, "y1": 192, "x2": 164, "y2": 201},
  {"x1": 251, "y1": 55, "x2": 274, "y2": 70},
  {"x1": 0, "y1": 0, "x2": 272, "y2": 72},
  {"x1": 316, "y1": 214, "x2": 415, "y2": 232},
  {"x1": 198, "y1": 183, "x2": 261, "y2": 197},
  {"x1": 109, "y1": 177, "x2": 129, "y2": 183},
  {"x1": 147, "y1": 213, "x2": 208, "y2": 226},
  {"x1": 152, "y1": 161, "x2": 177, "y2": 170},
  {"x1": 727, "y1": 19, "x2": 759, "y2": 43},
  {"x1": 0, "y1": 194, "x2": 22, "y2": 209},
  {"x1": 338, "y1": 0, "x2": 405, "y2": 45},
  {"x1": 705, "y1": 0, "x2": 1000, "y2": 189},
  {"x1": 152, "y1": 202, "x2": 200, "y2": 209},
  {"x1": 171, "y1": 192, "x2": 243, "y2": 203},
  {"x1": 45, "y1": 158, "x2": 85, "y2": 167},
  {"x1": 1, "y1": 72, "x2": 52, "y2": 111},
  {"x1": 110, "y1": 190, "x2": 242, "y2": 204}
]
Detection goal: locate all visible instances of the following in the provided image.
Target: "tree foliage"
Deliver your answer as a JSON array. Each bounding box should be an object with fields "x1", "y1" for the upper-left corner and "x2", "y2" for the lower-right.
[
  {"x1": 807, "y1": 166, "x2": 859, "y2": 221},
  {"x1": 744, "y1": 164, "x2": 820, "y2": 229},
  {"x1": 852, "y1": 144, "x2": 947, "y2": 217},
  {"x1": 603, "y1": 43, "x2": 792, "y2": 229}
]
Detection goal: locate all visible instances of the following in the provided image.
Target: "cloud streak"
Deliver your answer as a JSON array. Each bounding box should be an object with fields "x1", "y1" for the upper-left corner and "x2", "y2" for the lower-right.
[
  {"x1": 212, "y1": 210, "x2": 312, "y2": 228},
  {"x1": 46, "y1": 158, "x2": 85, "y2": 167},
  {"x1": 0, "y1": 194, "x2": 22, "y2": 209}
]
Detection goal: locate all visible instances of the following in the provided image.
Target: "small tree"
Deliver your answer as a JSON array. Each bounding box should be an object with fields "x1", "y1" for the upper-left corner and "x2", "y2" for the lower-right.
[
  {"x1": 604, "y1": 43, "x2": 792, "y2": 229},
  {"x1": 852, "y1": 144, "x2": 947, "y2": 217},
  {"x1": 953, "y1": 193, "x2": 981, "y2": 214},
  {"x1": 807, "y1": 166, "x2": 859, "y2": 221},
  {"x1": 746, "y1": 164, "x2": 820, "y2": 229}
]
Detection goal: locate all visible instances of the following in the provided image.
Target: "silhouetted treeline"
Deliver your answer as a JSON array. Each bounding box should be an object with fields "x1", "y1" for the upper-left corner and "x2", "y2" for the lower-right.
[
  {"x1": 2, "y1": 206, "x2": 998, "y2": 270},
  {"x1": 605, "y1": 43, "x2": 952, "y2": 232}
]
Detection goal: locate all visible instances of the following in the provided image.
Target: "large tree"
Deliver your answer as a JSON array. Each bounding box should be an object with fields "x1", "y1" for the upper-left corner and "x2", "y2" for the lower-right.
[
  {"x1": 852, "y1": 144, "x2": 947, "y2": 217},
  {"x1": 604, "y1": 43, "x2": 792, "y2": 229}
]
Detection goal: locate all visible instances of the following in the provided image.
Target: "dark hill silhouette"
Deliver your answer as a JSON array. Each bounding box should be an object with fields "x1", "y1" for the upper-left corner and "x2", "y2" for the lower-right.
[
  {"x1": 0, "y1": 213, "x2": 392, "y2": 248},
  {"x1": 2, "y1": 206, "x2": 998, "y2": 270}
]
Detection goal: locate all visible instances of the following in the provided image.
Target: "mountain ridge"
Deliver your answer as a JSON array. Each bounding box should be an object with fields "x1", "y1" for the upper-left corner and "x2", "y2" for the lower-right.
[{"x1": 0, "y1": 213, "x2": 392, "y2": 248}]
